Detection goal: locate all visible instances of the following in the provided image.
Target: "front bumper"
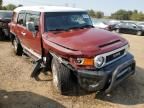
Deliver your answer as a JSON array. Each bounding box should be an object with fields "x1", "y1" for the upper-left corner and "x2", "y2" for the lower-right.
[{"x1": 76, "y1": 53, "x2": 135, "y2": 92}]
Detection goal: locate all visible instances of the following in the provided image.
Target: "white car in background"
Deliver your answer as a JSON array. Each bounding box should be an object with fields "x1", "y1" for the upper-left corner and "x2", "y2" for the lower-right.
[{"x1": 93, "y1": 21, "x2": 110, "y2": 30}]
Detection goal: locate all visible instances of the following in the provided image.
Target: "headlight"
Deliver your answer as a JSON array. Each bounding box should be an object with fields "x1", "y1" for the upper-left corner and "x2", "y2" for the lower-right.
[
  {"x1": 75, "y1": 58, "x2": 94, "y2": 66},
  {"x1": 95, "y1": 56, "x2": 105, "y2": 67}
]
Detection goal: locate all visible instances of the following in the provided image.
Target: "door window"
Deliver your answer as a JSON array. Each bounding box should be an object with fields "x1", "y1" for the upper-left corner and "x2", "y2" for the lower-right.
[{"x1": 25, "y1": 12, "x2": 40, "y2": 32}]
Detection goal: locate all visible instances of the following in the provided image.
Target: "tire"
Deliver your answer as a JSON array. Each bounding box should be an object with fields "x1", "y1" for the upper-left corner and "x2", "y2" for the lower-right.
[
  {"x1": 137, "y1": 31, "x2": 142, "y2": 36},
  {"x1": 0, "y1": 35, "x2": 2, "y2": 40},
  {"x1": 116, "y1": 28, "x2": 120, "y2": 33},
  {"x1": 51, "y1": 58, "x2": 73, "y2": 95},
  {"x1": 0, "y1": 29, "x2": 4, "y2": 40},
  {"x1": 13, "y1": 37, "x2": 23, "y2": 56}
]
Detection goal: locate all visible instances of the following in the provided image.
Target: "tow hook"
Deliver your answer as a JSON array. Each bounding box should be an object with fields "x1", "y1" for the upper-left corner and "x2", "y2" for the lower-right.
[{"x1": 31, "y1": 59, "x2": 44, "y2": 80}]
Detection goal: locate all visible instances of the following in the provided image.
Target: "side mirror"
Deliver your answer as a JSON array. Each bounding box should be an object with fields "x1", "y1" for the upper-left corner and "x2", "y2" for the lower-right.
[
  {"x1": 26, "y1": 22, "x2": 35, "y2": 32},
  {"x1": 26, "y1": 22, "x2": 39, "y2": 32}
]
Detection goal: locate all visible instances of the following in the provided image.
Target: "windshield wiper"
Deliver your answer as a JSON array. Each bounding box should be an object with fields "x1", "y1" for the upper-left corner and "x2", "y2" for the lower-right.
[
  {"x1": 80, "y1": 25, "x2": 94, "y2": 29},
  {"x1": 68, "y1": 25, "x2": 94, "y2": 30},
  {"x1": 68, "y1": 26, "x2": 81, "y2": 30},
  {"x1": 48, "y1": 28, "x2": 68, "y2": 31}
]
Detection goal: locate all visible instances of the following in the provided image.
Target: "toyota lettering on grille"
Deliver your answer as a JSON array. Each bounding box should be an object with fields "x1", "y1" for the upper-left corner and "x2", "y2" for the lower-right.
[{"x1": 113, "y1": 52, "x2": 121, "y2": 58}]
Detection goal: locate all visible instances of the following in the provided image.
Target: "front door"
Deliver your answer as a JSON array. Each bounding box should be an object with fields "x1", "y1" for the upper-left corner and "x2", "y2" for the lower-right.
[{"x1": 23, "y1": 11, "x2": 42, "y2": 59}]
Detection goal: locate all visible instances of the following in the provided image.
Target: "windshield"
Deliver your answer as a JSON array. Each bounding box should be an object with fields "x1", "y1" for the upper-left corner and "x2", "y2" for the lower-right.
[
  {"x1": 0, "y1": 12, "x2": 13, "y2": 19},
  {"x1": 44, "y1": 12, "x2": 93, "y2": 32}
]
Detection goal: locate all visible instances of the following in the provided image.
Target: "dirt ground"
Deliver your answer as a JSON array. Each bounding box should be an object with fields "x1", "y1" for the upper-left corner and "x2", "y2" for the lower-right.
[{"x1": 0, "y1": 33, "x2": 144, "y2": 108}]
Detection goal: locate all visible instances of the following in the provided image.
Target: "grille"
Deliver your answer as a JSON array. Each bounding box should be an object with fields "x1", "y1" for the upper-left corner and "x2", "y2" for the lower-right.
[
  {"x1": 94, "y1": 45, "x2": 128, "y2": 68},
  {"x1": 106, "y1": 49, "x2": 125, "y2": 63}
]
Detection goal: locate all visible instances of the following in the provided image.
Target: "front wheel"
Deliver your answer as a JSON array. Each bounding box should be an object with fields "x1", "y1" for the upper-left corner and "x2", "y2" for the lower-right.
[
  {"x1": 116, "y1": 28, "x2": 120, "y2": 33},
  {"x1": 13, "y1": 37, "x2": 23, "y2": 56},
  {"x1": 51, "y1": 58, "x2": 73, "y2": 95}
]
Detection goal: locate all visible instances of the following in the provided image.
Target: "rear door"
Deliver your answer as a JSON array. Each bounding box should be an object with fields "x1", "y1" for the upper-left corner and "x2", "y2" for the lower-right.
[{"x1": 23, "y1": 11, "x2": 42, "y2": 58}]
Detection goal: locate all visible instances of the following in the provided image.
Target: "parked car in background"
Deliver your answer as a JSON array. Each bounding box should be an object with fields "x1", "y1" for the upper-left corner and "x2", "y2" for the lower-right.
[
  {"x1": 93, "y1": 21, "x2": 111, "y2": 31},
  {"x1": 114, "y1": 22, "x2": 144, "y2": 36},
  {"x1": 108, "y1": 20, "x2": 121, "y2": 31},
  {"x1": 137, "y1": 22, "x2": 144, "y2": 29},
  {"x1": 0, "y1": 10, "x2": 13, "y2": 40}
]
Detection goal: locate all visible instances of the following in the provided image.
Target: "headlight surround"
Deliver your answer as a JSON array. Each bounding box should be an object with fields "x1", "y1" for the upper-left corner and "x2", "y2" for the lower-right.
[{"x1": 94, "y1": 56, "x2": 105, "y2": 68}]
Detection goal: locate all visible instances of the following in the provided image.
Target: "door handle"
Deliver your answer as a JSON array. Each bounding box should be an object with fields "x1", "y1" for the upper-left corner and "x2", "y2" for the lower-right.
[{"x1": 21, "y1": 32, "x2": 26, "y2": 36}]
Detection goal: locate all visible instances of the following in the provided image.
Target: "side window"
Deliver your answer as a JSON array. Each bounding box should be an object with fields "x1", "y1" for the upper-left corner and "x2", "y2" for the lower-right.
[
  {"x1": 17, "y1": 13, "x2": 25, "y2": 26},
  {"x1": 25, "y1": 12, "x2": 40, "y2": 31},
  {"x1": 128, "y1": 23, "x2": 137, "y2": 28}
]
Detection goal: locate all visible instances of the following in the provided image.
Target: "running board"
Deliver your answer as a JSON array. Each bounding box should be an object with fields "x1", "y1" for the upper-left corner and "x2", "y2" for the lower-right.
[{"x1": 23, "y1": 48, "x2": 40, "y2": 61}]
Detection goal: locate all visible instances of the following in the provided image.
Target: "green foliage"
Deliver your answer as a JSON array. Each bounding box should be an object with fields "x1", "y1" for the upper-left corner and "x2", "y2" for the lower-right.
[
  {"x1": 4, "y1": 4, "x2": 16, "y2": 10},
  {"x1": 111, "y1": 10, "x2": 130, "y2": 20},
  {"x1": 88, "y1": 10, "x2": 104, "y2": 18},
  {"x1": 130, "y1": 12, "x2": 144, "y2": 21},
  {"x1": 95, "y1": 11, "x2": 104, "y2": 18},
  {"x1": 0, "y1": 0, "x2": 2, "y2": 9},
  {"x1": 111, "y1": 9, "x2": 144, "y2": 21},
  {"x1": 88, "y1": 9, "x2": 96, "y2": 18},
  {"x1": 0, "y1": 0, "x2": 2, "y2": 6}
]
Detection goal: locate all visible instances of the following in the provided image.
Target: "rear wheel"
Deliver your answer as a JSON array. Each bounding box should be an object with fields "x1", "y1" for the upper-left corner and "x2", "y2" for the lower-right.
[
  {"x1": 51, "y1": 58, "x2": 73, "y2": 95},
  {"x1": 13, "y1": 37, "x2": 23, "y2": 56},
  {"x1": 137, "y1": 31, "x2": 142, "y2": 36}
]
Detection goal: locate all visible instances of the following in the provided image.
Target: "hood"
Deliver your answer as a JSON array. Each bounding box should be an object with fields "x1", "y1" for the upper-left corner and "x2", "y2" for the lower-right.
[{"x1": 45, "y1": 28, "x2": 128, "y2": 56}]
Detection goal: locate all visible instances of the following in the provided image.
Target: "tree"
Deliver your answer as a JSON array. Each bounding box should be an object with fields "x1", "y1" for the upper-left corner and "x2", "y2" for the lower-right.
[
  {"x1": 2, "y1": 6, "x2": 7, "y2": 10},
  {"x1": 88, "y1": 9, "x2": 96, "y2": 18},
  {"x1": 110, "y1": 9, "x2": 144, "y2": 21},
  {"x1": 4, "y1": 4, "x2": 16, "y2": 10},
  {"x1": 88, "y1": 10, "x2": 104, "y2": 18},
  {"x1": 130, "y1": 12, "x2": 144, "y2": 21},
  {"x1": 95, "y1": 11, "x2": 104, "y2": 18},
  {"x1": 111, "y1": 9, "x2": 130, "y2": 20},
  {"x1": 0, "y1": 0, "x2": 2, "y2": 9}
]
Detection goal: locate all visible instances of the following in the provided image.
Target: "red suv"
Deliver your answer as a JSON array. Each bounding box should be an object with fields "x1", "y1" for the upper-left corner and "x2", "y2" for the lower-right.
[{"x1": 9, "y1": 6, "x2": 135, "y2": 95}]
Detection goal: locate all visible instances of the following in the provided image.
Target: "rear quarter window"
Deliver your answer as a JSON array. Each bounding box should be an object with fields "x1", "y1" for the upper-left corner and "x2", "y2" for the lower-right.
[{"x1": 17, "y1": 13, "x2": 26, "y2": 26}]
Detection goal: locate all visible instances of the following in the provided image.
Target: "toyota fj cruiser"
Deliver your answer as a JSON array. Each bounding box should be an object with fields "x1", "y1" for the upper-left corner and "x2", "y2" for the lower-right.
[{"x1": 9, "y1": 6, "x2": 135, "y2": 95}]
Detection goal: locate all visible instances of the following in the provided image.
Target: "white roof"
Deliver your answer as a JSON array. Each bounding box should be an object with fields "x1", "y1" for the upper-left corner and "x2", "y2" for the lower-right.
[
  {"x1": 0, "y1": 10, "x2": 12, "y2": 12},
  {"x1": 14, "y1": 6, "x2": 85, "y2": 13}
]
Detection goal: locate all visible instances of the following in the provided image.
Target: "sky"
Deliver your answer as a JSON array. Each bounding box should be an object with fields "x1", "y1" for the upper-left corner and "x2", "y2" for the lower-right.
[{"x1": 3, "y1": 0, "x2": 144, "y2": 15}]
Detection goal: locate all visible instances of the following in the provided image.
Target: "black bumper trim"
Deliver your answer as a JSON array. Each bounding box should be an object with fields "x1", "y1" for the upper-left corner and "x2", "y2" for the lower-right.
[{"x1": 75, "y1": 53, "x2": 136, "y2": 92}]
